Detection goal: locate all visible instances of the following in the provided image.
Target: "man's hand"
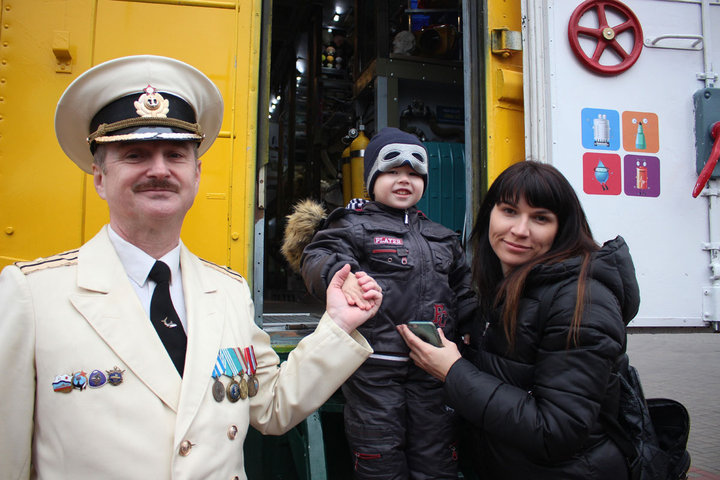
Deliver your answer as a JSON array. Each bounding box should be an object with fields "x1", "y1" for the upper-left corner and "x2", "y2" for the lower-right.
[
  {"x1": 327, "y1": 265, "x2": 382, "y2": 333},
  {"x1": 397, "y1": 324, "x2": 461, "y2": 382}
]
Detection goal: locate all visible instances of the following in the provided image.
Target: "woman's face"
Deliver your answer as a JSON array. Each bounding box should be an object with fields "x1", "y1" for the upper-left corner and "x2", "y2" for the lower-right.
[{"x1": 488, "y1": 196, "x2": 559, "y2": 275}]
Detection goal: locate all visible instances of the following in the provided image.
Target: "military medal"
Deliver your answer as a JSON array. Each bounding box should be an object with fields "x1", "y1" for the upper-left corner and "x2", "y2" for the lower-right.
[
  {"x1": 231, "y1": 348, "x2": 248, "y2": 400},
  {"x1": 226, "y1": 379, "x2": 241, "y2": 402},
  {"x1": 234, "y1": 347, "x2": 250, "y2": 399},
  {"x1": 238, "y1": 375, "x2": 249, "y2": 399},
  {"x1": 244, "y1": 346, "x2": 259, "y2": 397},
  {"x1": 212, "y1": 353, "x2": 227, "y2": 402},
  {"x1": 221, "y1": 348, "x2": 247, "y2": 401},
  {"x1": 212, "y1": 379, "x2": 225, "y2": 402},
  {"x1": 247, "y1": 375, "x2": 259, "y2": 397}
]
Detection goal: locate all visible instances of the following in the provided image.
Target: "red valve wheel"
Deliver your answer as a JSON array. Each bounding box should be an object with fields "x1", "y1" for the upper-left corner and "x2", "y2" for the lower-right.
[{"x1": 568, "y1": 0, "x2": 644, "y2": 75}]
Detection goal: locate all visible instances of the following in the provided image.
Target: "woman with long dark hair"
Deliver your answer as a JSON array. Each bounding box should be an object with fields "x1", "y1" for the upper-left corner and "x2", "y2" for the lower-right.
[{"x1": 398, "y1": 160, "x2": 640, "y2": 479}]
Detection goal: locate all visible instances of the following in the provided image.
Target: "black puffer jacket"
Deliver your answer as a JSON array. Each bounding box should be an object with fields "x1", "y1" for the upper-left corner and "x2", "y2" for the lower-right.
[
  {"x1": 300, "y1": 201, "x2": 476, "y2": 354},
  {"x1": 445, "y1": 237, "x2": 640, "y2": 479}
]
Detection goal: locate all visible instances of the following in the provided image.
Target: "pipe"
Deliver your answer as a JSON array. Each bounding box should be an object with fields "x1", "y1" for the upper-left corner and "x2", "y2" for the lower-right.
[
  {"x1": 703, "y1": 179, "x2": 720, "y2": 330},
  {"x1": 701, "y1": 0, "x2": 716, "y2": 87}
]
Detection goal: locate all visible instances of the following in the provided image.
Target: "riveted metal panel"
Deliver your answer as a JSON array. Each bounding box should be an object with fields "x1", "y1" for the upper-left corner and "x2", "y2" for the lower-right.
[{"x1": 0, "y1": 0, "x2": 95, "y2": 269}]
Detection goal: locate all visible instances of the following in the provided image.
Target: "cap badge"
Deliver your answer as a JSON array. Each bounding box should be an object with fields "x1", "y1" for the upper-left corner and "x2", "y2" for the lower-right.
[{"x1": 134, "y1": 85, "x2": 170, "y2": 118}]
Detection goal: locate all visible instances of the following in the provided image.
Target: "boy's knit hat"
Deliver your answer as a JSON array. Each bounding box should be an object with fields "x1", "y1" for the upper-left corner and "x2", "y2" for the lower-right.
[{"x1": 364, "y1": 127, "x2": 428, "y2": 200}]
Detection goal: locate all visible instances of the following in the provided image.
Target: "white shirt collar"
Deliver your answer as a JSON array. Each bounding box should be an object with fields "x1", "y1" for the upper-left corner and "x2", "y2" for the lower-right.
[{"x1": 107, "y1": 226, "x2": 182, "y2": 287}]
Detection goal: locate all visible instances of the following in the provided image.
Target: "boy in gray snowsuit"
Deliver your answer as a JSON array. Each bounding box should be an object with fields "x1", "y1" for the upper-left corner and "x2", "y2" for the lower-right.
[{"x1": 295, "y1": 127, "x2": 476, "y2": 479}]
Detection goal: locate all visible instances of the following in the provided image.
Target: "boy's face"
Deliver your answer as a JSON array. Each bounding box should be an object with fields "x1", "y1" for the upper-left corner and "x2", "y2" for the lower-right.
[{"x1": 372, "y1": 164, "x2": 424, "y2": 210}]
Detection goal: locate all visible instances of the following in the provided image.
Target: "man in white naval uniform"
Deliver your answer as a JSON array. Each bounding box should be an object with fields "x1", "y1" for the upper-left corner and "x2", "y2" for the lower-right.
[{"x1": 0, "y1": 55, "x2": 380, "y2": 480}]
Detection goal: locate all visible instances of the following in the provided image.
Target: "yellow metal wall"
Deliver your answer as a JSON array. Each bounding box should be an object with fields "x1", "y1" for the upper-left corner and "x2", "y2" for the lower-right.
[
  {"x1": 486, "y1": 0, "x2": 524, "y2": 185},
  {"x1": 0, "y1": 0, "x2": 261, "y2": 279}
]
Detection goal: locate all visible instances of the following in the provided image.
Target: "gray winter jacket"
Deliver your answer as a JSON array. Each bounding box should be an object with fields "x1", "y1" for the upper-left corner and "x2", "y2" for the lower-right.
[{"x1": 300, "y1": 201, "x2": 477, "y2": 355}]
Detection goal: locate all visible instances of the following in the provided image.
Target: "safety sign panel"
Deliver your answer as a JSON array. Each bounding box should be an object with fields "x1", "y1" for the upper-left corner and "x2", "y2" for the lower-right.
[{"x1": 581, "y1": 108, "x2": 661, "y2": 197}]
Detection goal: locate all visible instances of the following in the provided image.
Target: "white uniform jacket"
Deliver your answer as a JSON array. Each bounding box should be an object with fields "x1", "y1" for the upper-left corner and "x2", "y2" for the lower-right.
[{"x1": 0, "y1": 226, "x2": 372, "y2": 479}]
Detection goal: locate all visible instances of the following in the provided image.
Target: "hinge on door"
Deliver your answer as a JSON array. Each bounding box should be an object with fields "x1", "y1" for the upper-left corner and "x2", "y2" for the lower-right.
[
  {"x1": 491, "y1": 28, "x2": 522, "y2": 58},
  {"x1": 52, "y1": 31, "x2": 72, "y2": 73},
  {"x1": 257, "y1": 163, "x2": 266, "y2": 210}
]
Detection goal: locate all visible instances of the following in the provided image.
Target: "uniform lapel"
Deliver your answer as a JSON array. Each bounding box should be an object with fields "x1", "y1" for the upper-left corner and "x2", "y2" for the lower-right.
[
  {"x1": 175, "y1": 246, "x2": 225, "y2": 440},
  {"x1": 69, "y1": 227, "x2": 182, "y2": 411}
]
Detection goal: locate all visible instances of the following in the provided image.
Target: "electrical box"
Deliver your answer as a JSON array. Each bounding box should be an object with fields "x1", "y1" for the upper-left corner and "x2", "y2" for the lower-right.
[{"x1": 693, "y1": 88, "x2": 720, "y2": 179}]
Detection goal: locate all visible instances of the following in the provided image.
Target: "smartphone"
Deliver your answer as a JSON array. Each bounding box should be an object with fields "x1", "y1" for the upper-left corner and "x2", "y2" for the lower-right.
[{"x1": 407, "y1": 321, "x2": 443, "y2": 347}]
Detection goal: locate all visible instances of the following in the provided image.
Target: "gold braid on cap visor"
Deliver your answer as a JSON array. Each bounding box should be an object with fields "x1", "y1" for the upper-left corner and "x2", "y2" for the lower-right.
[{"x1": 87, "y1": 117, "x2": 204, "y2": 145}]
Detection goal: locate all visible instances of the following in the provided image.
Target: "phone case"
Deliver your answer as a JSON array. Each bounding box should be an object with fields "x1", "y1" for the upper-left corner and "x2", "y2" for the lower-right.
[{"x1": 407, "y1": 321, "x2": 442, "y2": 347}]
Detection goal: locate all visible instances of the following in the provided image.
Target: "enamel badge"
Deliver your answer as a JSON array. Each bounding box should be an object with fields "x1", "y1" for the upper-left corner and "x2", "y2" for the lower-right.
[
  {"x1": 72, "y1": 371, "x2": 88, "y2": 390},
  {"x1": 88, "y1": 369, "x2": 107, "y2": 388},
  {"x1": 106, "y1": 366, "x2": 125, "y2": 386},
  {"x1": 52, "y1": 374, "x2": 72, "y2": 393}
]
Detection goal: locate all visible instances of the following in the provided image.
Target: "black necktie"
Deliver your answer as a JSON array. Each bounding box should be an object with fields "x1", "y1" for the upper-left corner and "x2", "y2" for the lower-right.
[{"x1": 148, "y1": 261, "x2": 187, "y2": 376}]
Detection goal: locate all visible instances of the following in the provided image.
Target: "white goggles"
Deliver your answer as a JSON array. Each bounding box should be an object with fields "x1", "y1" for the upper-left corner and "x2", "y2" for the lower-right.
[{"x1": 367, "y1": 143, "x2": 428, "y2": 185}]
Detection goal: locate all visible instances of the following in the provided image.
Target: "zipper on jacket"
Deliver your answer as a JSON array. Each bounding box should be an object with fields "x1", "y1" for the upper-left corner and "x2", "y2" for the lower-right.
[
  {"x1": 406, "y1": 209, "x2": 429, "y2": 310},
  {"x1": 353, "y1": 451, "x2": 382, "y2": 470}
]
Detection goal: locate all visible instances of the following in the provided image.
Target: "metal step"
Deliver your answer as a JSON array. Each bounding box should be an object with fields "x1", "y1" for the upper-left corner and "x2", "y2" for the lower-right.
[{"x1": 263, "y1": 312, "x2": 321, "y2": 351}]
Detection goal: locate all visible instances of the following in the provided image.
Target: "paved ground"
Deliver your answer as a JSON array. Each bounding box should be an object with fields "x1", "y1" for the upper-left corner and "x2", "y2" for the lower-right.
[{"x1": 627, "y1": 331, "x2": 720, "y2": 479}]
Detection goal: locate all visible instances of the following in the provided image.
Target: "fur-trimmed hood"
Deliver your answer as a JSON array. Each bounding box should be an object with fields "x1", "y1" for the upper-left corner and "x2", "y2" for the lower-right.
[{"x1": 280, "y1": 199, "x2": 327, "y2": 272}]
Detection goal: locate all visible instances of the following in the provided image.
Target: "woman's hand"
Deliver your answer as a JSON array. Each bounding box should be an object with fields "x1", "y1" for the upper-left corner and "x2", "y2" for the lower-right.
[
  {"x1": 397, "y1": 324, "x2": 461, "y2": 382},
  {"x1": 327, "y1": 265, "x2": 382, "y2": 333}
]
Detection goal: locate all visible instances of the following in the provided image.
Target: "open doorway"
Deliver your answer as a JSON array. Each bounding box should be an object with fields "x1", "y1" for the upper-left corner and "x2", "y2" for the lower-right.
[{"x1": 260, "y1": 0, "x2": 466, "y2": 321}]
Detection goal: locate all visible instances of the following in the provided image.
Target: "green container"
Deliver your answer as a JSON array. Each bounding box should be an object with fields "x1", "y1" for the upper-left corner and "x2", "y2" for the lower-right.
[{"x1": 416, "y1": 142, "x2": 466, "y2": 233}]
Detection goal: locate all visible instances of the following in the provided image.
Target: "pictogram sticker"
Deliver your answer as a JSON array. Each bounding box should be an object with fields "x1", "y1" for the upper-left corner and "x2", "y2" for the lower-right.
[
  {"x1": 581, "y1": 108, "x2": 620, "y2": 151},
  {"x1": 624, "y1": 155, "x2": 660, "y2": 197},
  {"x1": 583, "y1": 153, "x2": 622, "y2": 195},
  {"x1": 622, "y1": 111, "x2": 659, "y2": 153}
]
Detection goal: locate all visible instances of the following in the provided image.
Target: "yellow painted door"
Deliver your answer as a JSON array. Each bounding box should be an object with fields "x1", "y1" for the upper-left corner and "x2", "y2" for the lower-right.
[
  {"x1": 0, "y1": 0, "x2": 261, "y2": 278},
  {"x1": 0, "y1": 0, "x2": 91, "y2": 267},
  {"x1": 485, "y1": 0, "x2": 524, "y2": 184}
]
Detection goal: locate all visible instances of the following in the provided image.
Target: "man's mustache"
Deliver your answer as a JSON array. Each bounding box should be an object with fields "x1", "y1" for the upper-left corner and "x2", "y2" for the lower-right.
[{"x1": 132, "y1": 179, "x2": 180, "y2": 193}]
